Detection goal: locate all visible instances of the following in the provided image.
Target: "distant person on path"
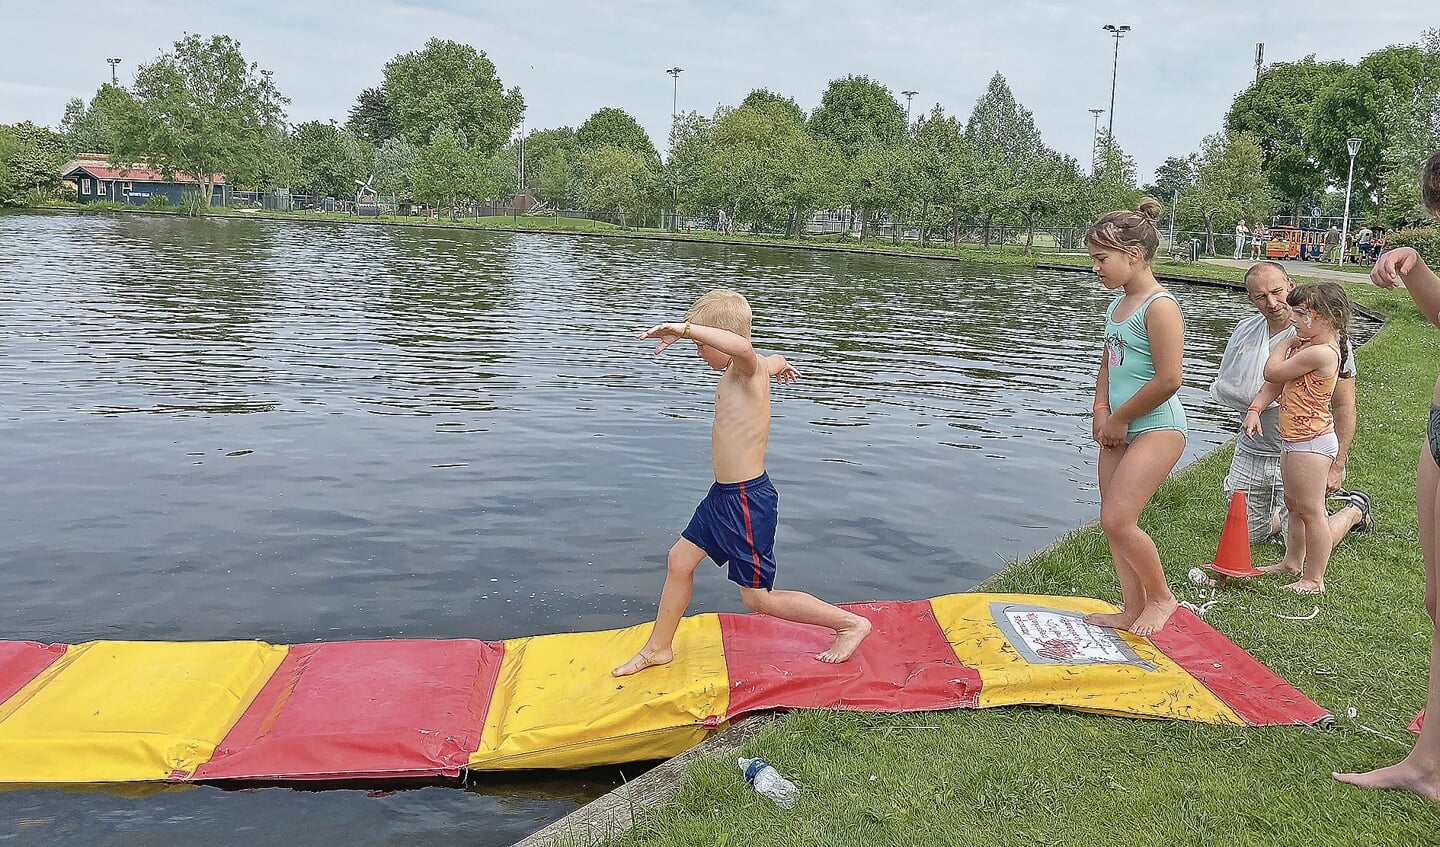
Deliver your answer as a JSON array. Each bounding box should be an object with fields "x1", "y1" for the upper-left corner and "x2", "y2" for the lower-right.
[
  {"x1": 1210, "y1": 263, "x2": 1368, "y2": 549},
  {"x1": 1336, "y1": 151, "x2": 1440, "y2": 800},
  {"x1": 612, "y1": 289, "x2": 871, "y2": 677},
  {"x1": 1250, "y1": 221, "x2": 1268, "y2": 260},
  {"x1": 1234, "y1": 219, "x2": 1250, "y2": 260},
  {"x1": 1242, "y1": 282, "x2": 1355, "y2": 594},
  {"x1": 1084, "y1": 198, "x2": 1186, "y2": 637},
  {"x1": 1356, "y1": 226, "x2": 1373, "y2": 263},
  {"x1": 1324, "y1": 226, "x2": 1342, "y2": 263}
]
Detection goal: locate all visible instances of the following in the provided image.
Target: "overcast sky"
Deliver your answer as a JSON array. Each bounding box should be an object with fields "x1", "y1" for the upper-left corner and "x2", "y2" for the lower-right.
[{"x1": 1, "y1": 1, "x2": 1433, "y2": 182}]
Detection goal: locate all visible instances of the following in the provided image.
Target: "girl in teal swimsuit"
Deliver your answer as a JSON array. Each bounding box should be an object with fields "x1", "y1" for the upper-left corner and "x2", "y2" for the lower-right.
[{"x1": 1084, "y1": 198, "x2": 1187, "y2": 638}]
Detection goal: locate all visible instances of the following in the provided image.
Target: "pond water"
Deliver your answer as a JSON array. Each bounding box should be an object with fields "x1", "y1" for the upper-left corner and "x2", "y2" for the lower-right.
[{"x1": 0, "y1": 211, "x2": 1257, "y2": 845}]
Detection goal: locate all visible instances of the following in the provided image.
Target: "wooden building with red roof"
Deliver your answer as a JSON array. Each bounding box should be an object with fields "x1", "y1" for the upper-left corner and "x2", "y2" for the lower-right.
[{"x1": 61, "y1": 155, "x2": 231, "y2": 207}]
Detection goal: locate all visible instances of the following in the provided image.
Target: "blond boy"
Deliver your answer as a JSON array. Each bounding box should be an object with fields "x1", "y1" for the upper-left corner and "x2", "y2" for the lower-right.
[{"x1": 612, "y1": 289, "x2": 871, "y2": 677}]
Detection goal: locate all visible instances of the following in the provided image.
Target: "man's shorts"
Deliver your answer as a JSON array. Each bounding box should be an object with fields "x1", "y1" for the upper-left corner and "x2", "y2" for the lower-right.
[
  {"x1": 682, "y1": 472, "x2": 777, "y2": 590},
  {"x1": 1223, "y1": 446, "x2": 1285, "y2": 543}
]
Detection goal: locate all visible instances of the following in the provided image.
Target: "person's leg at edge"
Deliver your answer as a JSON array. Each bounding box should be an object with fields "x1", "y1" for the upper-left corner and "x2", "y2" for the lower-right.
[
  {"x1": 613, "y1": 538, "x2": 708, "y2": 676},
  {"x1": 1085, "y1": 441, "x2": 1147, "y2": 630},
  {"x1": 1086, "y1": 430, "x2": 1186, "y2": 636},
  {"x1": 738, "y1": 585, "x2": 872, "y2": 663},
  {"x1": 1335, "y1": 442, "x2": 1440, "y2": 798},
  {"x1": 1280, "y1": 451, "x2": 1333, "y2": 593}
]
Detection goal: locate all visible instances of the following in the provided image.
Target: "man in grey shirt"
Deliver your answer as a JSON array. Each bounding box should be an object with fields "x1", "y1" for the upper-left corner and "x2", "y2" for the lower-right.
[{"x1": 1210, "y1": 262, "x2": 1371, "y2": 543}]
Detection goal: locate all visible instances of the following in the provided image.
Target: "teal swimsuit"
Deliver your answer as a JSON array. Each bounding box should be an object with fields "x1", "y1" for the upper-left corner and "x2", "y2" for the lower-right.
[{"x1": 1104, "y1": 290, "x2": 1187, "y2": 440}]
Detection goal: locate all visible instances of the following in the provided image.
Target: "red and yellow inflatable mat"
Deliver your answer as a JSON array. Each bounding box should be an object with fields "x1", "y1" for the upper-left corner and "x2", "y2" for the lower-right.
[{"x1": 0, "y1": 593, "x2": 1328, "y2": 785}]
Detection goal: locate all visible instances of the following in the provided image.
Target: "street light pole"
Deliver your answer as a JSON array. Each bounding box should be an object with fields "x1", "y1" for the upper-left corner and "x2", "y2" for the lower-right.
[
  {"x1": 902, "y1": 90, "x2": 918, "y2": 123},
  {"x1": 1339, "y1": 137, "x2": 1362, "y2": 267},
  {"x1": 106, "y1": 57, "x2": 121, "y2": 84},
  {"x1": 665, "y1": 67, "x2": 684, "y2": 232},
  {"x1": 1102, "y1": 24, "x2": 1130, "y2": 142},
  {"x1": 1088, "y1": 108, "x2": 1104, "y2": 170},
  {"x1": 666, "y1": 67, "x2": 684, "y2": 120}
]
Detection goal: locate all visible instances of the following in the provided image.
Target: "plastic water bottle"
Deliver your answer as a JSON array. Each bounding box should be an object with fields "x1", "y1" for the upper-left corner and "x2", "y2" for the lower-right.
[{"x1": 739, "y1": 757, "x2": 799, "y2": 809}]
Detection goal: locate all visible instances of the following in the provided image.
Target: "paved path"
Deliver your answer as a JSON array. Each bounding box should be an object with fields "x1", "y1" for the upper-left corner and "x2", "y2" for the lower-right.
[{"x1": 1199, "y1": 257, "x2": 1372, "y2": 284}]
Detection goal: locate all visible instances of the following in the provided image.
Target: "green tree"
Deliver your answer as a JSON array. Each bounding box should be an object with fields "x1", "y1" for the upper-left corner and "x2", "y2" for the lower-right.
[
  {"x1": 964, "y1": 72, "x2": 1046, "y2": 246},
  {"x1": 1308, "y1": 45, "x2": 1440, "y2": 211},
  {"x1": 1087, "y1": 131, "x2": 1141, "y2": 221},
  {"x1": 290, "y1": 121, "x2": 375, "y2": 199},
  {"x1": 6, "y1": 121, "x2": 66, "y2": 199},
  {"x1": 808, "y1": 75, "x2": 906, "y2": 239},
  {"x1": 1226, "y1": 56, "x2": 1347, "y2": 216},
  {"x1": 576, "y1": 107, "x2": 658, "y2": 161},
  {"x1": 537, "y1": 148, "x2": 571, "y2": 207},
  {"x1": 520, "y1": 126, "x2": 578, "y2": 193},
  {"x1": 374, "y1": 137, "x2": 418, "y2": 201},
  {"x1": 1182, "y1": 131, "x2": 1270, "y2": 255},
  {"x1": 576, "y1": 145, "x2": 656, "y2": 228},
  {"x1": 412, "y1": 127, "x2": 469, "y2": 217},
  {"x1": 381, "y1": 38, "x2": 523, "y2": 155},
  {"x1": 346, "y1": 87, "x2": 397, "y2": 146},
  {"x1": 58, "y1": 85, "x2": 130, "y2": 156},
  {"x1": 738, "y1": 89, "x2": 806, "y2": 125},
  {"x1": 0, "y1": 124, "x2": 22, "y2": 203},
  {"x1": 111, "y1": 34, "x2": 288, "y2": 207},
  {"x1": 911, "y1": 106, "x2": 980, "y2": 247}
]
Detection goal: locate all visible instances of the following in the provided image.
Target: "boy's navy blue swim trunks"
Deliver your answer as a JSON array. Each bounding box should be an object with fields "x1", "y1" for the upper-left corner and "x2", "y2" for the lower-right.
[{"x1": 682, "y1": 472, "x2": 777, "y2": 590}]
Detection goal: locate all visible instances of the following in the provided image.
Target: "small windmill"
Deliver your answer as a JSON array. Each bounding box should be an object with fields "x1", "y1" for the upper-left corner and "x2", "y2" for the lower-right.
[{"x1": 355, "y1": 173, "x2": 377, "y2": 205}]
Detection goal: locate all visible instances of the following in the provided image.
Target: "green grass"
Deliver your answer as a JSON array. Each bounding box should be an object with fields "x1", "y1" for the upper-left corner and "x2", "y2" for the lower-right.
[{"x1": 597, "y1": 280, "x2": 1440, "y2": 847}]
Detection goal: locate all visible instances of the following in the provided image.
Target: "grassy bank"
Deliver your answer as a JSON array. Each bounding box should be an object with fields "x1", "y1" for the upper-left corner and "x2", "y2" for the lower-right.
[{"x1": 595, "y1": 275, "x2": 1440, "y2": 846}]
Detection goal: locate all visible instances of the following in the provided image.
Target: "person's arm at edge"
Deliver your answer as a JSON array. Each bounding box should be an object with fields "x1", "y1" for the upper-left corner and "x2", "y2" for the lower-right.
[
  {"x1": 763, "y1": 354, "x2": 800, "y2": 384},
  {"x1": 1374, "y1": 247, "x2": 1440, "y2": 330}
]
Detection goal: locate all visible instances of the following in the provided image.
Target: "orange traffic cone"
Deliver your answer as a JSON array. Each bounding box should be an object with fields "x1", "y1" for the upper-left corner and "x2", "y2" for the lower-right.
[
  {"x1": 1411, "y1": 708, "x2": 1426, "y2": 735},
  {"x1": 1204, "y1": 491, "x2": 1262, "y2": 577}
]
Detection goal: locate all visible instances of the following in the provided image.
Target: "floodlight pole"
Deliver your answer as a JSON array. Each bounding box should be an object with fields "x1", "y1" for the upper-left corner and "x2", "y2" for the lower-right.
[
  {"x1": 902, "y1": 90, "x2": 918, "y2": 122},
  {"x1": 106, "y1": 57, "x2": 121, "y2": 84},
  {"x1": 1102, "y1": 25, "x2": 1130, "y2": 141}
]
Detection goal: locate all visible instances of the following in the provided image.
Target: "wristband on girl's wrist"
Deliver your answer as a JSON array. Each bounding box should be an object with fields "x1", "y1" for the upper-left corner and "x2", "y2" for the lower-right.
[{"x1": 1246, "y1": 406, "x2": 1262, "y2": 413}]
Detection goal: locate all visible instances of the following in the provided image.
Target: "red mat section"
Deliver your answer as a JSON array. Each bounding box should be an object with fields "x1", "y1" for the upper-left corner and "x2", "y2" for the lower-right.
[
  {"x1": 0, "y1": 642, "x2": 65, "y2": 706},
  {"x1": 1149, "y1": 607, "x2": 1330, "y2": 726},
  {"x1": 194, "y1": 639, "x2": 503, "y2": 781},
  {"x1": 720, "y1": 600, "x2": 981, "y2": 718}
]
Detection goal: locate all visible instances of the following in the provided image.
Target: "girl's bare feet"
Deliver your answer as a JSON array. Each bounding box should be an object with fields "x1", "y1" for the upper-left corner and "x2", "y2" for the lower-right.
[
  {"x1": 1334, "y1": 760, "x2": 1440, "y2": 801},
  {"x1": 1127, "y1": 597, "x2": 1179, "y2": 637},
  {"x1": 1256, "y1": 562, "x2": 1302, "y2": 575},
  {"x1": 1083, "y1": 609, "x2": 1139, "y2": 630},
  {"x1": 1284, "y1": 579, "x2": 1326, "y2": 595}
]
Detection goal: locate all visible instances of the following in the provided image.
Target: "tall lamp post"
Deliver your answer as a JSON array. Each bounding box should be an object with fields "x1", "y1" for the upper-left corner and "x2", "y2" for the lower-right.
[
  {"x1": 665, "y1": 67, "x2": 684, "y2": 231},
  {"x1": 666, "y1": 67, "x2": 684, "y2": 120},
  {"x1": 1339, "y1": 136, "x2": 1362, "y2": 266},
  {"x1": 902, "y1": 90, "x2": 918, "y2": 122},
  {"x1": 1088, "y1": 108, "x2": 1104, "y2": 170},
  {"x1": 106, "y1": 57, "x2": 121, "y2": 84},
  {"x1": 1102, "y1": 24, "x2": 1130, "y2": 141}
]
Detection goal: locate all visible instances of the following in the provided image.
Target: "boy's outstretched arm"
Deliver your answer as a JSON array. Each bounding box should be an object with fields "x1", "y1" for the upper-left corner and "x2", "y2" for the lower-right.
[
  {"x1": 637, "y1": 321, "x2": 762, "y2": 375},
  {"x1": 765, "y1": 354, "x2": 800, "y2": 384}
]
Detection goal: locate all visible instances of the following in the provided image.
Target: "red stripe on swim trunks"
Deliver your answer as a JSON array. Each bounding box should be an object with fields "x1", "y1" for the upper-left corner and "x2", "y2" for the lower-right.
[{"x1": 738, "y1": 481, "x2": 762, "y2": 587}]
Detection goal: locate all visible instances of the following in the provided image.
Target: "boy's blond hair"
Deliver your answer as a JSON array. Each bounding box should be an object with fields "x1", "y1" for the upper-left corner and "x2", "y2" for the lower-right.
[{"x1": 685, "y1": 289, "x2": 752, "y2": 338}]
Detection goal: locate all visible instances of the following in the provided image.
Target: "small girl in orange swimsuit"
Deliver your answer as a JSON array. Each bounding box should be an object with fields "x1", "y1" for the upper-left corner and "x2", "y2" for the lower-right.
[{"x1": 1243, "y1": 282, "x2": 1353, "y2": 593}]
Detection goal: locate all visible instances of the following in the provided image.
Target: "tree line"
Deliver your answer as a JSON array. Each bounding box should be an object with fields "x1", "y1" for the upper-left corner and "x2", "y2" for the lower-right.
[{"x1": 2, "y1": 29, "x2": 1438, "y2": 250}]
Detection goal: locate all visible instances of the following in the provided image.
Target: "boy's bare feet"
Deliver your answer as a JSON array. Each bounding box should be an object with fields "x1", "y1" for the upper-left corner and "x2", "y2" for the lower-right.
[
  {"x1": 1284, "y1": 579, "x2": 1325, "y2": 595},
  {"x1": 1127, "y1": 597, "x2": 1179, "y2": 637},
  {"x1": 1256, "y1": 562, "x2": 1302, "y2": 575},
  {"x1": 612, "y1": 648, "x2": 673, "y2": 677},
  {"x1": 1083, "y1": 609, "x2": 1139, "y2": 630},
  {"x1": 817, "y1": 615, "x2": 872, "y2": 663},
  {"x1": 1334, "y1": 761, "x2": 1440, "y2": 801}
]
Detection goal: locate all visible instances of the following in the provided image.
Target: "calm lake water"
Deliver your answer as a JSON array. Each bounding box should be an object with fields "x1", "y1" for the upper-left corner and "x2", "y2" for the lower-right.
[{"x1": 0, "y1": 211, "x2": 1255, "y2": 845}]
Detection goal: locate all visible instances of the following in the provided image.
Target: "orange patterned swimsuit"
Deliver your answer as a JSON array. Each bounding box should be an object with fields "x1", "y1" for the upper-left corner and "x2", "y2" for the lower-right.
[{"x1": 1277, "y1": 344, "x2": 1339, "y2": 443}]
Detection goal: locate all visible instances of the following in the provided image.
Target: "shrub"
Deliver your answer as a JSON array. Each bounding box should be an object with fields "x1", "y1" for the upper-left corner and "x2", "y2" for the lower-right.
[
  {"x1": 1390, "y1": 227, "x2": 1440, "y2": 266},
  {"x1": 178, "y1": 189, "x2": 206, "y2": 217},
  {"x1": 143, "y1": 194, "x2": 170, "y2": 210}
]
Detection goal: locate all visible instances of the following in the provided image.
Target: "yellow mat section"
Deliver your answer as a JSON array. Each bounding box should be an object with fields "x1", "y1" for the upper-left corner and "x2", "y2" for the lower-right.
[
  {"x1": 0, "y1": 641, "x2": 287, "y2": 782},
  {"x1": 472, "y1": 614, "x2": 729, "y2": 770},
  {"x1": 928, "y1": 593, "x2": 1244, "y2": 724}
]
